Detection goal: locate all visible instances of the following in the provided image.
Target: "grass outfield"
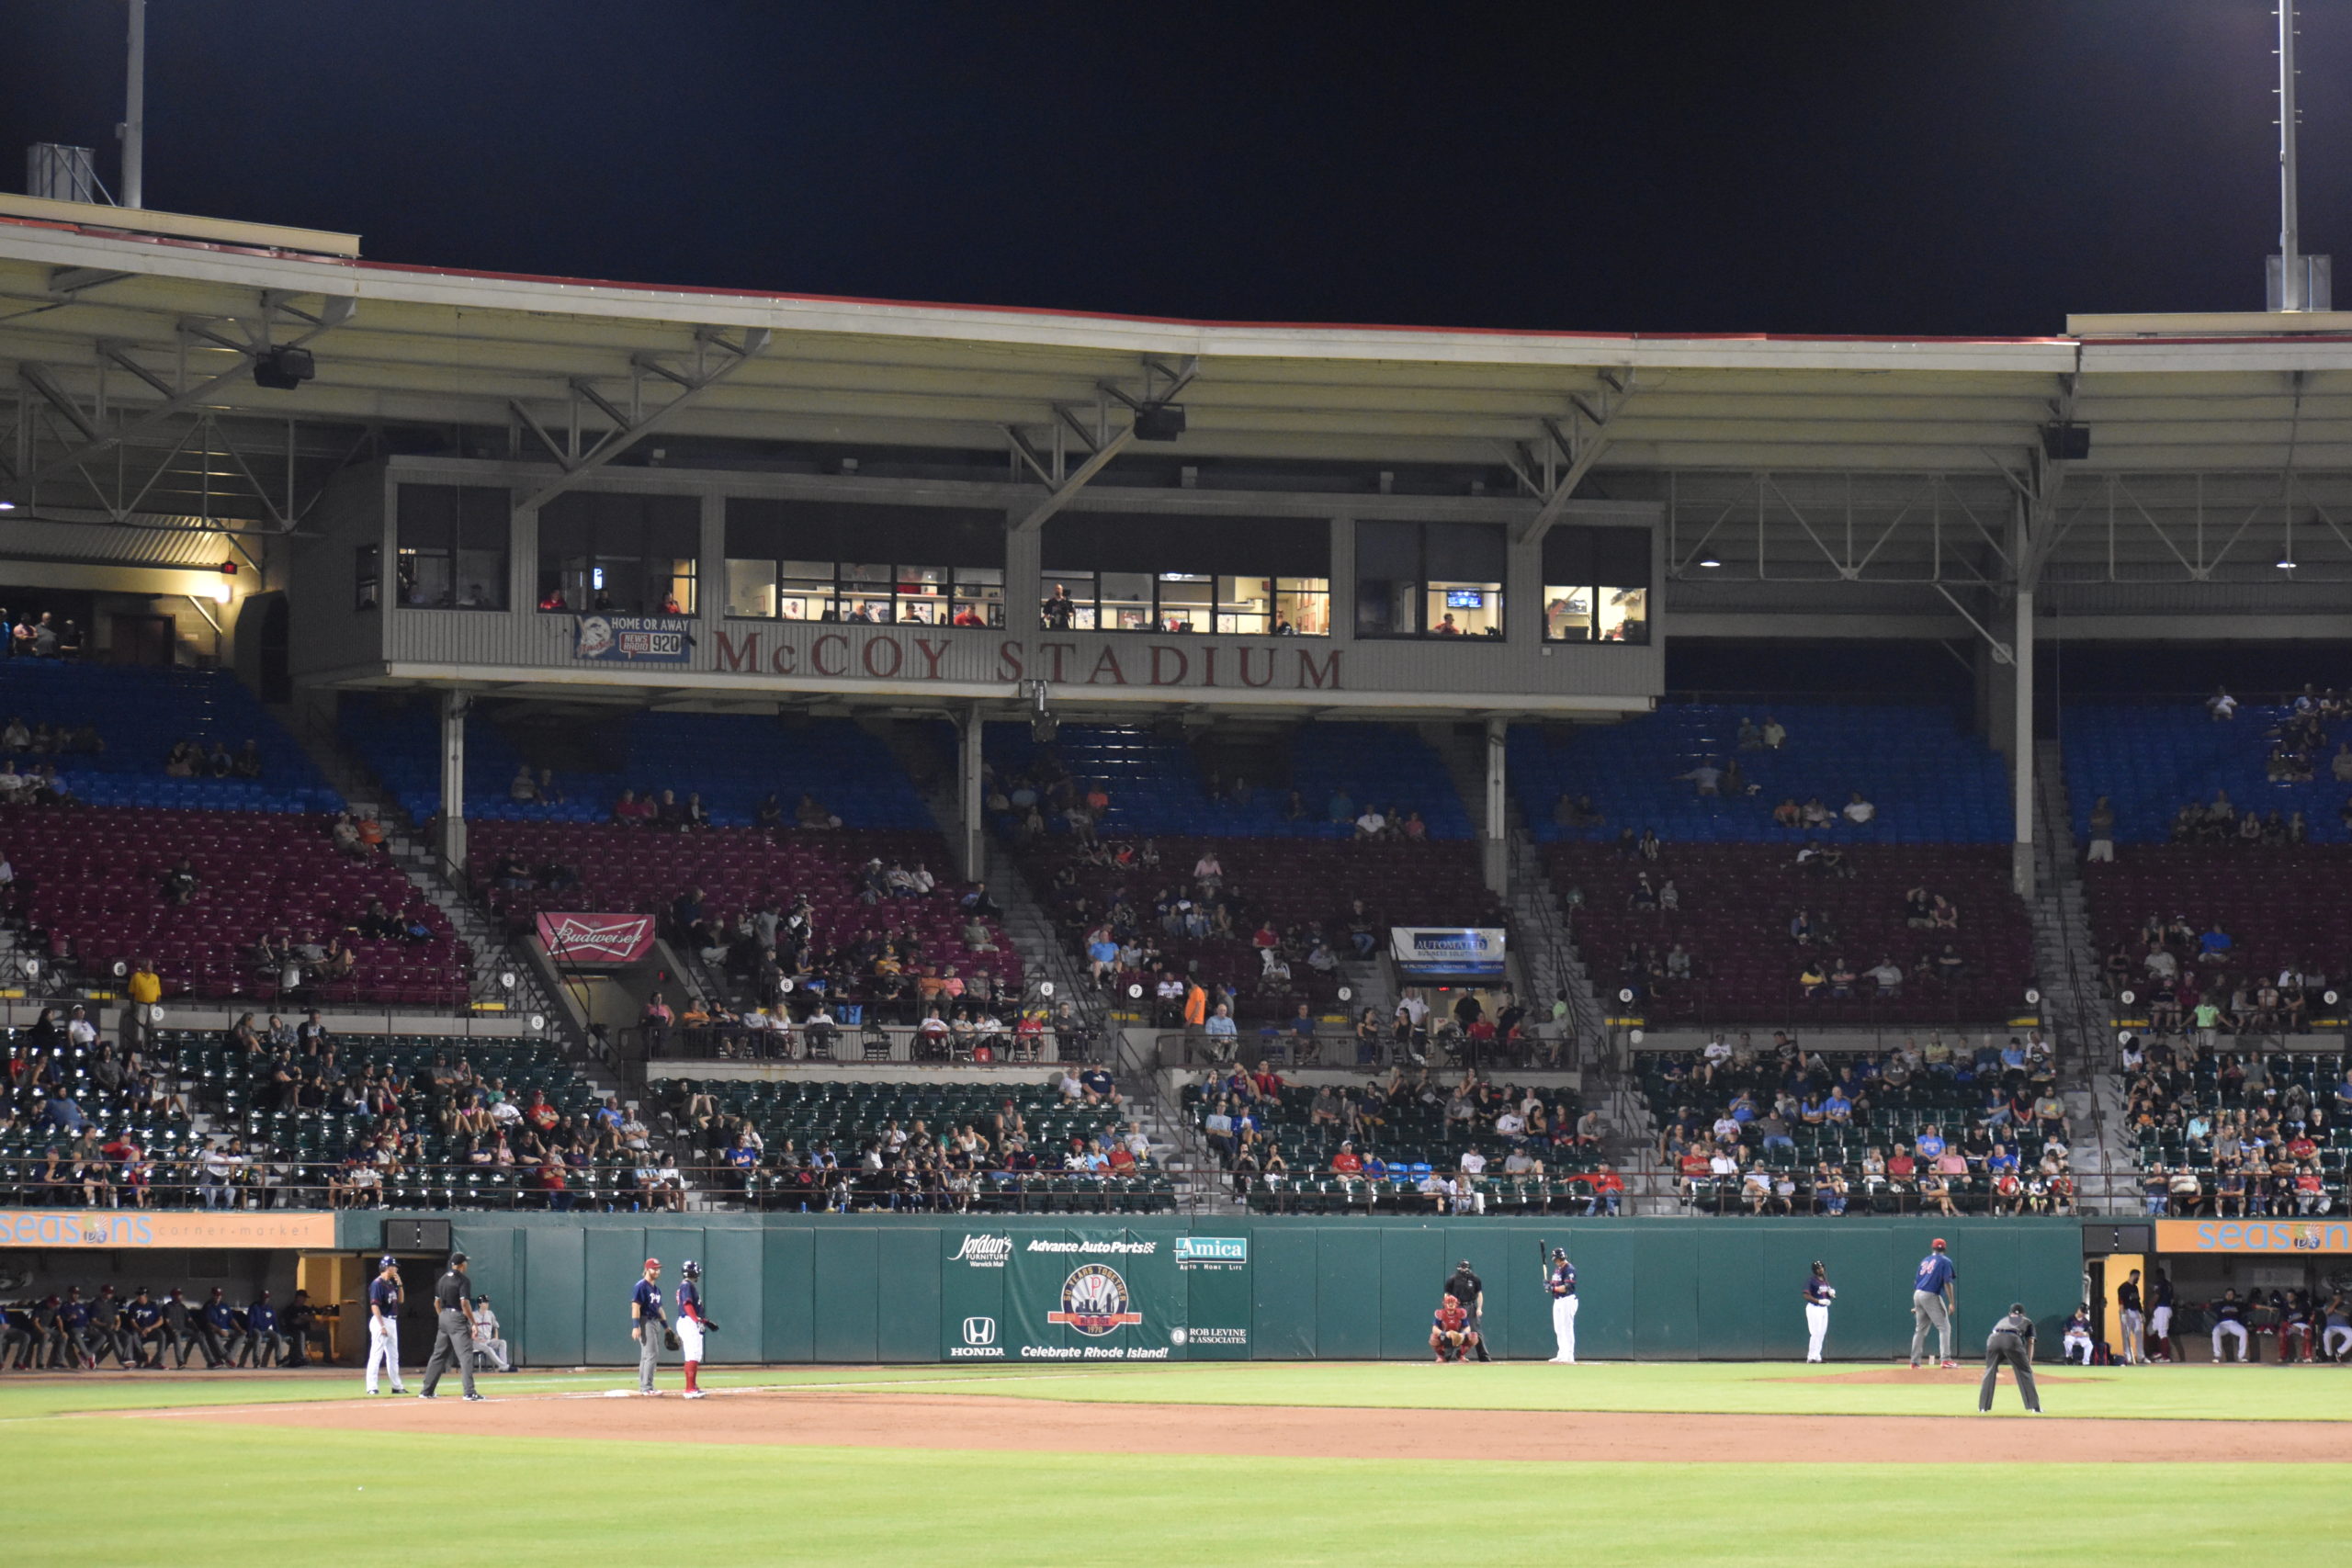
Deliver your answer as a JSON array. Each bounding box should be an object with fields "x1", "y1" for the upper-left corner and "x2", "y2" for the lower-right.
[{"x1": 9, "y1": 1364, "x2": 2346, "y2": 1567}]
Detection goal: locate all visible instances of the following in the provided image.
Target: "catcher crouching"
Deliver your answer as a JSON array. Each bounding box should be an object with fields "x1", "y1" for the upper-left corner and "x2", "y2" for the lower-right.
[{"x1": 1430, "y1": 1292, "x2": 1479, "y2": 1363}]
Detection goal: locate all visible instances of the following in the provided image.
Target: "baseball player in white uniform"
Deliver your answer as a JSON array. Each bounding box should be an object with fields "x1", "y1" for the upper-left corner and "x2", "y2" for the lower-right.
[
  {"x1": 1544, "y1": 1247, "x2": 1577, "y2": 1363},
  {"x1": 1803, "y1": 1260, "x2": 1837, "y2": 1361},
  {"x1": 2060, "y1": 1306, "x2": 2096, "y2": 1366},
  {"x1": 364, "y1": 1255, "x2": 408, "y2": 1395},
  {"x1": 676, "y1": 1259, "x2": 719, "y2": 1399}
]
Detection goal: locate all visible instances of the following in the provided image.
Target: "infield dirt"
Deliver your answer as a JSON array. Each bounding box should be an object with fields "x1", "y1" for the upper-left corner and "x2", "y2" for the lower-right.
[{"x1": 156, "y1": 1387, "x2": 2352, "y2": 1462}]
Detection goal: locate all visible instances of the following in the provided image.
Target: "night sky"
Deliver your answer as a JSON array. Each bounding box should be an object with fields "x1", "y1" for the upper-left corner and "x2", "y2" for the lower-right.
[{"x1": 0, "y1": 0, "x2": 2341, "y2": 335}]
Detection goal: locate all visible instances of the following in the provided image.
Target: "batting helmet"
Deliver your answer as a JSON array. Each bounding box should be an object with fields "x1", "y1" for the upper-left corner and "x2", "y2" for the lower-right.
[
  {"x1": 1442, "y1": 1292, "x2": 1460, "y2": 1307},
  {"x1": 1550, "y1": 1247, "x2": 1567, "y2": 1260},
  {"x1": 682, "y1": 1259, "x2": 701, "y2": 1279}
]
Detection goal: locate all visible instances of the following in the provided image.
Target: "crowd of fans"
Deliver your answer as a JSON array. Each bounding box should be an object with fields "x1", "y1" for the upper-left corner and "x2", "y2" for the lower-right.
[
  {"x1": 2101, "y1": 916, "x2": 2323, "y2": 1040},
  {"x1": 1646, "y1": 1032, "x2": 2077, "y2": 1217},
  {"x1": 670, "y1": 1065, "x2": 1157, "y2": 1213},
  {"x1": 1190, "y1": 1062, "x2": 1619, "y2": 1214},
  {"x1": 4, "y1": 1005, "x2": 189, "y2": 1207},
  {"x1": 2120, "y1": 1032, "x2": 2350, "y2": 1217}
]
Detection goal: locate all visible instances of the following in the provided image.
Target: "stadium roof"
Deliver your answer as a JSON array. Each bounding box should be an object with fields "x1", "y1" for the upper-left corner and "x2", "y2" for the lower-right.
[{"x1": 8, "y1": 200, "x2": 2352, "y2": 604}]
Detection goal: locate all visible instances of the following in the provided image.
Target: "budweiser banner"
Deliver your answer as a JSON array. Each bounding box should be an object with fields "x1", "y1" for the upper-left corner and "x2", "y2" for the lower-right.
[{"x1": 536, "y1": 911, "x2": 657, "y2": 964}]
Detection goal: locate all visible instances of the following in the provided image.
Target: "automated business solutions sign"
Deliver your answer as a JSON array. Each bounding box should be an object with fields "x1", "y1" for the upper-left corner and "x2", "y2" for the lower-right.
[
  {"x1": 939, "y1": 1228, "x2": 1250, "y2": 1361},
  {"x1": 1389, "y1": 926, "x2": 1508, "y2": 980}
]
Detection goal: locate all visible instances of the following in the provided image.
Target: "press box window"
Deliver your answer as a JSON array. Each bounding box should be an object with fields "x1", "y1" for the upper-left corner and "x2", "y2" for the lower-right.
[
  {"x1": 723, "y1": 500, "x2": 1006, "y2": 626},
  {"x1": 1356, "y1": 520, "x2": 1504, "y2": 637},
  {"x1": 537, "y1": 492, "x2": 699, "y2": 615},
  {"x1": 395, "y1": 484, "x2": 510, "y2": 610},
  {"x1": 1542, "y1": 526, "x2": 1652, "y2": 644},
  {"x1": 1040, "y1": 513, "x2": 1329, "y2": 634}
]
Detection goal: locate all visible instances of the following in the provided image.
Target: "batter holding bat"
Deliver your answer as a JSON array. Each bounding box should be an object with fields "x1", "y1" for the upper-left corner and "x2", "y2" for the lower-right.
[
  {"x1": 1803, "y1": 1259, "x2": 1837, "y2": 1362},
  {"x1": 1542, "y1": 1240, "x2": 1577, "y2": 1364}
]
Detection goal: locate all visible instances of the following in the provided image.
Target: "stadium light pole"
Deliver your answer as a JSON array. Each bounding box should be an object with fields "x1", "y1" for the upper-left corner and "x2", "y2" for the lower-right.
[
  {"x1": 2276, "y1": 0, "x2": 2309, "y2": 310},
  {"x1": 120, "y1": 0, "x2": 146, "y2": 209}
]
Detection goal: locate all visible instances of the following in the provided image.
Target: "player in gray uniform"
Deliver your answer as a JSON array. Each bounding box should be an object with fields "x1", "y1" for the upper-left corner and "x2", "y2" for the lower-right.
[
  {"x1": 1978, "y1": 1303, "x2": 2042, "y2": 1413},
  {"x1": 1908, "y1": 1237, "x2": 1958, "y2": 1369}
]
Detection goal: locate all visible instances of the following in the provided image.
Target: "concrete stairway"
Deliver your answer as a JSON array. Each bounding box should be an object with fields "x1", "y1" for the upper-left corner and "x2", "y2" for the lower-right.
[{"x1": 2031, "y1": 742, "x2": 2129, "y2": 1213}]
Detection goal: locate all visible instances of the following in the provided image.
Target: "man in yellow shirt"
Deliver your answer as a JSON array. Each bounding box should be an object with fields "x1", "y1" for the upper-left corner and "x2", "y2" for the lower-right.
[{"x1": 127, "y1": 959, "x2": 163, "y2": 1049}]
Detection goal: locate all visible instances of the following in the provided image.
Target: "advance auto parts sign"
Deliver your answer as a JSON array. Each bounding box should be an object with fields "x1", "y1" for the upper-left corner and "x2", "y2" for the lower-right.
[{"x1": 941, "y1": 1228, "x2": 1180, "y2": 1362}]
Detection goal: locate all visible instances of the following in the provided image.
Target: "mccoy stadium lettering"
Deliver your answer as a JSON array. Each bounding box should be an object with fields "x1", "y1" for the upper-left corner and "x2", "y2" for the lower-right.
[{"x1": 715, "y1": 629, "x2": 1341, "y2": 692}]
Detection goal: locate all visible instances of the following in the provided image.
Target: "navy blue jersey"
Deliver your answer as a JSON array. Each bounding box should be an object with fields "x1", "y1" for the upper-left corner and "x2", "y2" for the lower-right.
[
  {"x1": 368, "y1": 1276, "x2": 401, "y2": 1317},
  {"x1": 2212, "y1": 1298, "x2": 2245, "y2": 1325},
  {"x1": 632, "y1": 1279, "x2": 665, "y2": 1323},
  {"x1": 60, "y1": 1301, "x2": 87, "y2": 1328},
  {"x1": 677, "y1": 1280, "x2": 702, "y2": 1321},
  {"x1": 1913, "y1": 1253, "x2": 1955, "y2": 1294},
  {"x1": 248, "y1": 1301, "x2": 277, "y2": 1332},
  {"x1": 201, "y1": 1299, "x2": 232, "y2": 1330},
  {"x1": 1547, "y1": 1261, "x2": 1577, "y2": 1297},
  {"x1": 1804, "y1": 1275, "x2": 1834, "y2": 1306},
  {"x1": 129, "y1": 1302, "x2": 160, "y2": 1330}
]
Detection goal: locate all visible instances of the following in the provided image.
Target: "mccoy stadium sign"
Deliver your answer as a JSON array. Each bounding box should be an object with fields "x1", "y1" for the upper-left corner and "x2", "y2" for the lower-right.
[{"x1": 712, "y1": 627, "x2": 1344, "y2": 692}]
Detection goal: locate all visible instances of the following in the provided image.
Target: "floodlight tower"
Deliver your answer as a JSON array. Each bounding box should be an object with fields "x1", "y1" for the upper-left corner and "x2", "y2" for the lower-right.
[
  {"x1": 2271, "y1": 0, "x2": 2328, "y2": 309},
  {"x1": 119, "y1": 0, "x2": 146, "y2": 209}
]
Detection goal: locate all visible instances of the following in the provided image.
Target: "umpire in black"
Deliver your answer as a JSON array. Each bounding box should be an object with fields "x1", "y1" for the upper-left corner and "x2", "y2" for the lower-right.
[
  {"x1": 1442, "y1": 1258, "x2": 1489, "y2": 1362},
  {"x1": 417, "y1": 1251, "x2": 481, "y2": 1401},
  {"x1": 1978, "y1": 1302, "x2": 2042, "y2": 1414}
]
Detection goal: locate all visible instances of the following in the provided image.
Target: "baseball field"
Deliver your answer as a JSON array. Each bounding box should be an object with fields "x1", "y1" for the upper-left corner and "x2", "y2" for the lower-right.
[{"x1": 12, "y1": 1359, "x2": 2347, "y2": 1565}]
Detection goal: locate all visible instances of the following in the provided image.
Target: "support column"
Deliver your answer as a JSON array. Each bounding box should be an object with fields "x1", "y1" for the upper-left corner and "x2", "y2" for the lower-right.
[
  {"x1": 2011, "y1": 591, "x2": 2034, "y2": 900},
  {"x1": 958, "y1": 702, "x2": 986, "y2": 884},
  {"x1": 439, "y1": 689, "x2": 469, "y2": 872},
  {"x1": 1483, "y1": 716, "x2": 1509, "y2": 897}
]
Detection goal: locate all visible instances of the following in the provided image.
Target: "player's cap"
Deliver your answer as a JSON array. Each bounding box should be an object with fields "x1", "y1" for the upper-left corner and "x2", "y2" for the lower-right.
[
  {"x1": 2011, "y1": 1303, "x2": 2026, "y2": 1314},
  {"x1": 644, "y1": 1257, "x2": 662, "y2": 1270},
  {"x1": 1931, "y1": 1237, "x2": 1947, "y2": 1250},
  {"x1": 1442, "y1": 1292, "x2": 1459, "y2": 1306},
  {"x1": 378, "y1": 1255, "x2": 397, "y2": 1270},
  {"x1": 1456, "y1": 1258, "x2": 1472, "y2": 1270},
  {"x1": 448, "y1": 1250, "x2": 469, "y2": 1267}
]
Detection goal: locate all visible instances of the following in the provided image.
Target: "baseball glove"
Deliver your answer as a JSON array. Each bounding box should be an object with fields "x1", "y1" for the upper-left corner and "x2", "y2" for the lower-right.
[
  {"x1": 662, "y1": 1326, "x2": 682, "y2": 1352},
  {"x1": 700, "y1": 1318, "x2": 720, "y2": 1334}
]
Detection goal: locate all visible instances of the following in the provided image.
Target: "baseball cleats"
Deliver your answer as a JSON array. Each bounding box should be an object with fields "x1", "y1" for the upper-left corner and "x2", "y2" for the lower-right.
[
  {"x1": 464, "y1": 1393, "x2": 485, "y2": 1403},
  {"x1": 684, "y1": 1390, "x2": 707, "y2": 1400},
  {"x1": 1941, "y1": 1360, "x2": 1960, "y2": 1370}
]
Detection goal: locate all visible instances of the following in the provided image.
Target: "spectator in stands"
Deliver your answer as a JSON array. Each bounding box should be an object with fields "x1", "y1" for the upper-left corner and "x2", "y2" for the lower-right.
[
  {"x1": 1840, "y1": 791, "x2": 1875, "y2": 826},
  {"x1": 2208, "y1": 686, "x2": 2238, "y2": 720},
  {"x1": 1675, "y1": 760, "x2": 1724, "y2": 796},
  {"x1": 1761, "y1": 716, "x2": 1788, "y2": 749}
]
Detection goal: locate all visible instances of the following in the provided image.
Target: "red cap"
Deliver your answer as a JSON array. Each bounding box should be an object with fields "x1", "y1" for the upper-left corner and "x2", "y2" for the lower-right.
[
  {"x1": 1931, "y1": 1238, "x2": 1947, "y2": 1250},
  {"x1": 644, "y1": 1258, "x2": 661, "y2": 1269}
]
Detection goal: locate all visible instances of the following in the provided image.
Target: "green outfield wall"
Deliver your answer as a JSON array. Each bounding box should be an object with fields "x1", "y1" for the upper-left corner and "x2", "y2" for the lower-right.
[{"x1": 338, "y1": 1214, "x2": 2082, "y2": 1367}]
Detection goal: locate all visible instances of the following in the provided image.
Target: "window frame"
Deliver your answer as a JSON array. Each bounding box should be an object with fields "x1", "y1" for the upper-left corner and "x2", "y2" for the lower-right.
[
  {"x1": 394, "y1": 483, "x2": 511, "y2": 612},
  {"x1": 536, "y1": 493, "x2": 700, "y2": 616},
  {"x1": 1355, "y1": 521, "x2": 1506, "y2": 639}
]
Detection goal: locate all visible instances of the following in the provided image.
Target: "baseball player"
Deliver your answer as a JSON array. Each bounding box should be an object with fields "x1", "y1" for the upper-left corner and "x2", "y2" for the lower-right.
[
  {"x1": 1544, "y1": 1247, "x2": 1577, "y2": 1364},
  {"x1": 365, "y1": 1255, "x2": 409, "y2": 1394},
  {"x1": 87, "y1": 1286, "x2": 132, "y2": 1369},
  {"x1": 2277, "y1": 1291, "x2": 2315, "y2": 1365},
  {"x1": 2323, "y1": 1292, "x2": 2352, "y2": 1362},
  {"x1": 1977, "y1": 1302, "x2": 2043, "y2": 1414},
  {"x1": 1429, "y1": 1292, "x2": 1477, "y2": 1362},
  {"x1": 2114, "y1": 1269, "x2": 2144, "y2": 1366},
  {"x1": 196, "y1": 1286, "x2": 235, "y2": 1369},
  {"x1": 2148, "y1": 1270, "x2": 2175, "y2": 1362},
  {"x1": 469, "y1": 1295, "x2": 512, "y2": 1373},
  {"x1": 631, "y1": 1258, "x2": 668, "y2": 1395},
  {"x1": 128, "y1": 1286, "x2": 164, "y2": 1369},
  {"x1": 242, "y1": 1291, "x2": 288, "y2": 1369},
  {"x1": 2060, "y1": 1305, "x2": 2095, "y2": 1366},
  {"x1": 677, "y1": 1259, "x2": 721, "y2": 1398},
  {"x1": 418, "y1": 1251, "x2": 481, "y2": 1400},
  {"x1": 1908, "y1": 1237, "x2": 1958, "y2": 1369},
  {"x1": 160, "y1": 1288, "x2": 197, "y2": 1369},
  {"x1": 1442, "y1": 1258, "x2": 1488, "y2": 1362},
  {"x1": 2210, "y1": 1288, "x2": 2251, "y2": 1363},
  {"x1": 1803, "y1": 1260, "x2": 1837, "y2": 1362}
]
